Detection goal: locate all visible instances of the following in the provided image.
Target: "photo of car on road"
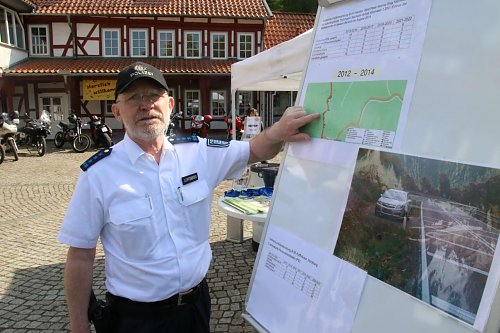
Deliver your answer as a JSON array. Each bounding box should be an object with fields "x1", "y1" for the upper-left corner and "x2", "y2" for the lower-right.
[
  {"x1": 334, "y1": 148, "x2": 500, "y2": 326},
  {"x1": 375, "y1": 188, "x2": 410, "y2": 220}
]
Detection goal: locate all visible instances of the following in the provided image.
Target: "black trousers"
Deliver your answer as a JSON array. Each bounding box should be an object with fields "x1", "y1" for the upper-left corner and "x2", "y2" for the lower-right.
[{"x1": 110, "y1": 279, "x2": 211, "y2": 333}]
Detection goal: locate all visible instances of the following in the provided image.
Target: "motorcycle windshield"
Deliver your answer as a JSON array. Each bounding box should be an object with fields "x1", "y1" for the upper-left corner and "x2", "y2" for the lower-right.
[
  {"x1": 40, "y1": 110, "x2": 52, "y2": 126},
  {"x1": 1, "y1": 112, "x2": 15, "y2": 125}
]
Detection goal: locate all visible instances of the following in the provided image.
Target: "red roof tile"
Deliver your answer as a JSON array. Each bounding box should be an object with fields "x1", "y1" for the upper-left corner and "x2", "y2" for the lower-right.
[
  {"x1": 264, "y1": 11, "x2": 315, "y2": 49},
  {"x1": 33, "y1": 0, "x2": 270, "y2": 18},
  {"x1": 5, "y1": 58, "x2": 235, "y2": 75},
  {"x1": 21, "y1": 0, "x2": 37, "y2": 8}
]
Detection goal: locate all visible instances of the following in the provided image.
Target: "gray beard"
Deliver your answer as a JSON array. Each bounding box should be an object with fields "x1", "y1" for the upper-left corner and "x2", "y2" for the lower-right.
[{"x1": 124, "y1": 121, "x2": 168, "y2": 141}]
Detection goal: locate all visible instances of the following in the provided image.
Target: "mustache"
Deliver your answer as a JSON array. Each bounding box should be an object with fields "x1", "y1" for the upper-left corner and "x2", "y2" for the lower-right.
[{"x1": 136, "y1": 112, "x2": 164, "y2": 121}]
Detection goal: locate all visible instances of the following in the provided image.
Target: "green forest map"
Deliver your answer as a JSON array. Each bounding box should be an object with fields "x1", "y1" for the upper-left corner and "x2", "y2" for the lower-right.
[{"x1": 302, "y1": 80, "x2": 407, "y2": 141}]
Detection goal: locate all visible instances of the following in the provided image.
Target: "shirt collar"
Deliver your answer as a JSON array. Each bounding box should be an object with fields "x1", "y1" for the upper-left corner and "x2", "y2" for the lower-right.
[{"x1": 122, "y1": 132, "x2": 174, "y2": 164}]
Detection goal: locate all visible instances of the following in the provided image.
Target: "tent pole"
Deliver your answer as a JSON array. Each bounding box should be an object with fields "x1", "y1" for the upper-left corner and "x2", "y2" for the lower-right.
[{"x1": 231, "y1": 90, "x2": 237, "y2": 141}]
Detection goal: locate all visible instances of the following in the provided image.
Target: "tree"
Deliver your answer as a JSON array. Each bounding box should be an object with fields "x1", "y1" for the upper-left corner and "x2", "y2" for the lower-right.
[
  {"x1": 266, "y1": 0, "x2": 284, "y2": 11},
  {"x1": 267, "y1": 0, "x2": 318, "y2": 13},
  {"x1": 439, "y1": 173, "x2": 451, "y2": 199}
]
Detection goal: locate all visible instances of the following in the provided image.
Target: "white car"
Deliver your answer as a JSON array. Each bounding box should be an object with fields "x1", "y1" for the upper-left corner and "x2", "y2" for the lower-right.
[{"x1": 375, "y1": 189, "x2": 410, "y2": 220}]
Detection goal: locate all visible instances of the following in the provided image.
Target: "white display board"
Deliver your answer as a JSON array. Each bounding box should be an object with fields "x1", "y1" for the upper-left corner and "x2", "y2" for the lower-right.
[{"x1": 244, "y1": 1, "x2": 500, "y2": 333}]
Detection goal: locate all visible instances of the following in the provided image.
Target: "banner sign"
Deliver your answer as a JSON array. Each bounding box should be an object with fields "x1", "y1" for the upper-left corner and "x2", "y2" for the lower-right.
[{"x1": 83, "y1": 80, "x2": 116, "y2": 100}]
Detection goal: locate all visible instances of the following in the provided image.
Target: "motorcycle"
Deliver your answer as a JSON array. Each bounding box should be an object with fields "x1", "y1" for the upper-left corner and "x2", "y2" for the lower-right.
[
  {"x1": 190, "y1": 114, "x2": 212, "y2": 138},
  {"x1": 166, "y1": 111, "x2": 183, "y2": 137},
  {"x1": 16, "y1": 110, "x2": 51, "y2": 157},
  {"x1": 0, "y1": 111, "x2": 20, "y2": 164},
  {"x1": 86, "y1": 115, "x2": 113, "y2": 149},
  {"x1": 224, "y1": 114, "x2": 244, "y2": 141},
  {"x1": 54, "y1": 113, "x2": 92, "y2": 153}
]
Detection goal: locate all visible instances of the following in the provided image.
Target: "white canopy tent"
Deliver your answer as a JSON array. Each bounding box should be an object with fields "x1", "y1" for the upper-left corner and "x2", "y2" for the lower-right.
[{"x1": 229, "y1": 29, "x2": 313, "y2": 138}]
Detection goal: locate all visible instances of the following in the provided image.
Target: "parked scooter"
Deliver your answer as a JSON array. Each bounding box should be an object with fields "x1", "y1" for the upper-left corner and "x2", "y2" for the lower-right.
[
  {"x1": 86, "y1": 115, "x2": 113, "y2": 148},
  {"x1": 16, "y1": 110, "x2": 51, "y2": 157},
  {"x1": 54, "y1": 113, "x2": 92, "y2": 153},
  {"x1": 224, "y1": 114, "x2": 244, "y2": 140},
  {"x1": 190, "y1": 114, "x2": 212, "y2": 138},
  {"x1": 0, "y1": 111, "x2": 20, "y2": 164}
]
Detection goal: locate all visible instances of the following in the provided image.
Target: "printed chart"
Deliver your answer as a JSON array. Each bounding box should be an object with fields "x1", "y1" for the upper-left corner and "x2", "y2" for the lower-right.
[
  {"x1": 264, "y1": 252, "x2": 321, "y2": 300},
  {"x1": 312, "y1": 16, "x2": 414, "y2": 61}
]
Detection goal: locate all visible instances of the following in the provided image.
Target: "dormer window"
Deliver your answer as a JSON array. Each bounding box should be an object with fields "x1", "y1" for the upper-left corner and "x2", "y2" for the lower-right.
[
  {"x1": 158, "y1": 30, "x2": 175, "y2": 58},
  {"x1": 102, "y1": 28, "x2": 120, "y2": 57},
  {"x1": 237, "y1": 33, "x2": 254, "y2": 59},
  {"x1": 29, "y1": 25, "x2": 49, "y2": 56},
  {"x1": 184, "y1": 31, "x2": 201, "y2": 59},
  {"x1": 130, "y1": 29, "x2": 148, "y2": 57},
  {"x1": 211, "y1": 32, "x2": 227, "y2": 59}
]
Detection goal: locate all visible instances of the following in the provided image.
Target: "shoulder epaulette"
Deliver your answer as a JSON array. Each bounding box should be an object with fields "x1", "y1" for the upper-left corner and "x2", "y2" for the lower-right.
[
  {"x1": 80, "y1": 148, "x2": 112, "y2": 171},
  {"x1": 207, "y1": 138, "x2": 230, "y2": 148},
  {"x1": 168, "y1": 135, "x2": 199, "y2": 144}
]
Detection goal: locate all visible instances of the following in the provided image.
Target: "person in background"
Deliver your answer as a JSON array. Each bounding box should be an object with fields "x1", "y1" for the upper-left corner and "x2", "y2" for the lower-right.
[
  {"x1": 245, "y1": 107, "x2": 264, "y2": 133},
  {"x1": 58, "y1": 61, "x2": 319, "y2": 333},
  {"x1": 247, "y1": 107, "x2": 258, "y2": 117}
]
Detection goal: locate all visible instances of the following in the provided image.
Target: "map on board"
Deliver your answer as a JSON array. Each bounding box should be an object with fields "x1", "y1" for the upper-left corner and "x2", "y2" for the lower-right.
[{"x1": 302, "y1": 80, "x2": 407, "y2": 148}]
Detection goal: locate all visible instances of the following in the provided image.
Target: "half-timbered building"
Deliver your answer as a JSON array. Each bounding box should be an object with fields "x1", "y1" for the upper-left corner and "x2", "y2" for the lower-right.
[{"x1": 0, "y1": 0, "x2": 314, "y2": 137}]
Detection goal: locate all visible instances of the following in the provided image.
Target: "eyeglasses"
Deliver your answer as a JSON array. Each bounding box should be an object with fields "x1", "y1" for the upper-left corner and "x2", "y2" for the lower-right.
[{"x1": 116, "y1": 89, "x2": 167, "y2": 106}]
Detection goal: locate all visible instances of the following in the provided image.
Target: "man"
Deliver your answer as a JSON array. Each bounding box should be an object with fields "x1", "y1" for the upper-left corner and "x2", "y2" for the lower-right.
[{"x1": 58, "y1": 61, "x2": 318, "y2": 333}]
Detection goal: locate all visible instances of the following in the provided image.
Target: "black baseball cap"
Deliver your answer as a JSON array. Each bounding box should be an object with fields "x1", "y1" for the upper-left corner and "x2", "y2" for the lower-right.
[{"x1": 115, "y1": 62, "x2": 169, "y2": 97}]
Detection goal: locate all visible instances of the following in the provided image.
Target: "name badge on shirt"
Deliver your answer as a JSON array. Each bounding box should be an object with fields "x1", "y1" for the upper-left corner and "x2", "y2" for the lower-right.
[{"x1": 182, "y1": 173, "x2": 198, "y2": 185}]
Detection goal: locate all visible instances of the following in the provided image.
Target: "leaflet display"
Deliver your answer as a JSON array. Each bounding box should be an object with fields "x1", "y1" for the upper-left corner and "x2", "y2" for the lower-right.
[{"x1": 244, "y1": 0, "x2": 500, "y2": 333}]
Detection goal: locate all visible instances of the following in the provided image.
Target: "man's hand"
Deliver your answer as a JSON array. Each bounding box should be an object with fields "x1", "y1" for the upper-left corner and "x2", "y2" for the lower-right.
[
  {"x1": 264, "y1": 106, "x2": 319, "y2": 144},
  {"x1": 248, "y1": 106, "x2": 319, "y2": 164}
]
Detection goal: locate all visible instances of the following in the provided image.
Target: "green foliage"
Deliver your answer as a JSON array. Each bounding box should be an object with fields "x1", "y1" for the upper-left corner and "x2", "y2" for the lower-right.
[
  {"x1": 267, "y1": 0, "x2": 318, "y2": 13},
  {"x1": 266, "y1": 0, "x2": 284, "y2": 11},
  {"x1": 335, "y1": 209, "x2": 420, "y2": 294},
  {"x1": 350, "y1": 167, "x2": 382, "y2": 203},
  {"x1": 439, "y1": 173, "x2": 451, "y2": 199}
]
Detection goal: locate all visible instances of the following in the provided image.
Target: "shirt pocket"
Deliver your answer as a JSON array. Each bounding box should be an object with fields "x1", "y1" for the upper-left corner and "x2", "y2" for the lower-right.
[
  {"x1": 178, "y1": 180, "x2": 211, "y2": 242},
  {"x1": 108, "y1": 197, "x2": 155, "y2": 260}
]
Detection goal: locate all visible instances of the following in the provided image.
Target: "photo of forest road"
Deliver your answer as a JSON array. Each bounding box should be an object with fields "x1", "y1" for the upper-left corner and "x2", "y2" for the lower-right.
[{"x1": 334, "y1": 148, "x2": 500, "y2": 325}]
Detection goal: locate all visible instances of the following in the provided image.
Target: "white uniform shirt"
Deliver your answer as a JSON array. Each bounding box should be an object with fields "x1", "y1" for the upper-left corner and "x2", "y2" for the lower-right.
[{"x1": 58, "y1": 134, "x2": 249, "y2": 302}]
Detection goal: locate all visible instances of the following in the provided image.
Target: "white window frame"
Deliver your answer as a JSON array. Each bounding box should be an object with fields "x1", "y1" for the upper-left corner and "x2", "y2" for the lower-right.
[
  {"x1": 210, "y1": 32, "x2": 227, "y2": 59},
  {"x1": 39, "y1": 95, "x2": 66, "y2": 137},
  {"x1": 157, "y1": 29, "x2": 175, "y2": 58},
  {"x1": 184, "y1": 31, "x2": 201, "y2": 59},
  {"x1": 184, "y1": 90, "x2": 201, "y2": 117},
  {"x1": 210, "y1": 90, "x2": 226, "y2": 117},
  {"x1": 102, "y1": 28, "x2": 120, "y2": 57},
  {"x1": 29, "y1": 24, "x2": 49, "y2": 56},
  {"x1": 105, "y1": 100, "x2": 114, "y2": 115},
  {"x1": 237, "y1": 91, "x2": 253, "y2": 116},
  {"x1": 237, "y1": 32, "x2": 254, "y2": 59},
  {"x1": 0, "y1": 6, "x2": 25, "y2": 48},
  {"x1": 130, "y1": 28, "x2": 148, "y2": 57},
  {"x1": 0, "y1": 7, "x2": 7, "y2": 45}
]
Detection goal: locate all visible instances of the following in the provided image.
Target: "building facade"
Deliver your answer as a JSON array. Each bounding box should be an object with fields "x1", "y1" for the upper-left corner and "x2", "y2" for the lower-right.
[{"x1": 0, "y1": 0, "x2": 314, "y2": 136}]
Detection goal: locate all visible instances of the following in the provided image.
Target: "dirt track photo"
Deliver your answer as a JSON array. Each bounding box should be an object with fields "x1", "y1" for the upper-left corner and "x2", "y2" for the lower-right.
[{"x1": 334, "y1": 148, "x2": 500, "y2": 325}]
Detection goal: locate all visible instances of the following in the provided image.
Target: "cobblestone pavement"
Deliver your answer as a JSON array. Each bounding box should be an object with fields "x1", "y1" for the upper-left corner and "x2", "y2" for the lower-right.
[{"x1": 0, "y1": 141, "x2": 259, "y2": 332}]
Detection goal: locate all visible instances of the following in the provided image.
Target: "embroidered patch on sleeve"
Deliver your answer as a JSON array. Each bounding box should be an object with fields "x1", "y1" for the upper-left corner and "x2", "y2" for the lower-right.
[
  {"x1": 207, "y1": 139, "x2": 230, "y2": 148},
  {"x1": 169, "y1": 135, "x2": 200, "y2": 144}
]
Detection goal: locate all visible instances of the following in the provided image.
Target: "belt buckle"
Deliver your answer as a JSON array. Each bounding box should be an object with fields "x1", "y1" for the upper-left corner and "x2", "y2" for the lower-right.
[{"x1": 177, "y1": 288, "x2": 193, "y2": 306}]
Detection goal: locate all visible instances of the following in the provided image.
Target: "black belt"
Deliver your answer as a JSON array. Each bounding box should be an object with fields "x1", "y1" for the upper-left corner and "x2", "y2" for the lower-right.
[{"x1": 107, "y1": 279, "x2": 204, "y2": 315}]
